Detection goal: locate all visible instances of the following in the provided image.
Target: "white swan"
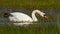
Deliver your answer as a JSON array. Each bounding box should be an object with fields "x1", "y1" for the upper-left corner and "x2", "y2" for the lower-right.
[{"x1": 4, "y1": 10, "x2": 48, "y2": 26}]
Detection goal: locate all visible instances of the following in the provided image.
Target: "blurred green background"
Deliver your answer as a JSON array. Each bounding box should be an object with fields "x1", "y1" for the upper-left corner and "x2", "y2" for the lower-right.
[{"x1": 0, "y1": 0, "x2": 60, "y2": 8}]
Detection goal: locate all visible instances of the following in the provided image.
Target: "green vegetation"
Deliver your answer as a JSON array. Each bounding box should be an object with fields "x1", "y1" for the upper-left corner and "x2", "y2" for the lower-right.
[
  {"x1": 0, "y1": 24, "x2": 59, "y2": 34},
  {"x1": 0, "y1": 0, "x2": 60, "y2": 8}
]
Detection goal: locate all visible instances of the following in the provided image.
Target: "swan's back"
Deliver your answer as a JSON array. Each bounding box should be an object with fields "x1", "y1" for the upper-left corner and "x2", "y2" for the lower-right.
[{"x1": 9, "y1": 12, "x2": 33, "y2": 22}]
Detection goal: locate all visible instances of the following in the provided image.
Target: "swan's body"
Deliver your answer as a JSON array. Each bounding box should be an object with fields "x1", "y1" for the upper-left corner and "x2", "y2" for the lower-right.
[
  {"x1": 4, "y1": 10, "x2": 48, "y2": 26},
  {"x1": 9, "y1": 12, "x2": 33, "y2": 22},
  {"x1": 9, "y1": 10, "x2": 45, "y2": 22}
]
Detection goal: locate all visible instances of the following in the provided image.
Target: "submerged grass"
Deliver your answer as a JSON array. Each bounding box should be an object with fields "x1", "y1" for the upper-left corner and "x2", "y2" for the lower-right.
[
  {"x1": 0, "y1": 8, "x2": 60, "y2": 34},
  {"x1": 0, "y1": 24, "x2": 59, "y2": 34}
]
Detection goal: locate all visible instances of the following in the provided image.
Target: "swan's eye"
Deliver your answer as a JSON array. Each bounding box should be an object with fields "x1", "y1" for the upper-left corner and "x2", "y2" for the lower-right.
[{"x1": 44, "y1": 14, "x2": 46, "y2": 16}]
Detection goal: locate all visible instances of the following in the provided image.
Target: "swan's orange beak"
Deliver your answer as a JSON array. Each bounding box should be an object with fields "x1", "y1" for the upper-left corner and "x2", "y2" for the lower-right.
[{"x1": 44, "y1": 15, "x2": 48, "y2": 19}]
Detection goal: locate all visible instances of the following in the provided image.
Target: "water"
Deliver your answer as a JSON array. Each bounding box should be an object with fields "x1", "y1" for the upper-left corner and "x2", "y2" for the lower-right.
[{"x1": 0, "y1": 8, "x2": 60, "y2": 27}]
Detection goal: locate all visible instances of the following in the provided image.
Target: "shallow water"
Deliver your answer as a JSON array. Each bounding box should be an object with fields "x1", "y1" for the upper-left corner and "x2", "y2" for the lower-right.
[{"x1": 0, "y1": 8, "x2": 60, "y2": 27}]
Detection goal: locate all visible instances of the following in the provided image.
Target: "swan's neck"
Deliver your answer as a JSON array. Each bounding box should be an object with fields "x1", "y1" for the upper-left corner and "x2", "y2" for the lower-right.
[
  {"x1": 32, "y1": 10, "x2": 45, "y2": 22},
  {"x1": 32, "y1": 12, "x2": 37, "y2": 21}
]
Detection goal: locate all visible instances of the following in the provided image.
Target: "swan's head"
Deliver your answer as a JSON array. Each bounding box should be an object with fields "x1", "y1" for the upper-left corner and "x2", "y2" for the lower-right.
[
  {"x1": 39, "y1": 12, "x2": 48, "y2": 20},
  {"x1": 4, "y1": 13, "x2": 12, "y2": 18}
]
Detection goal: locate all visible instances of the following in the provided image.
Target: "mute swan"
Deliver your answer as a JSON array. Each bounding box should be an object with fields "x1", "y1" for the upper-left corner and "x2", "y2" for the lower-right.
[{"x1": 4, "y1": 10, "x2": 48, "y2": 26}]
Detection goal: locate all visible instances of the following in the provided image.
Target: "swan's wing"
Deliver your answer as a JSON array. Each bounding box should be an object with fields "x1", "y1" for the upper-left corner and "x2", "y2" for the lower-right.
[{"x1": 9, "y1": 12, "x2": 33, "y2": 22}]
